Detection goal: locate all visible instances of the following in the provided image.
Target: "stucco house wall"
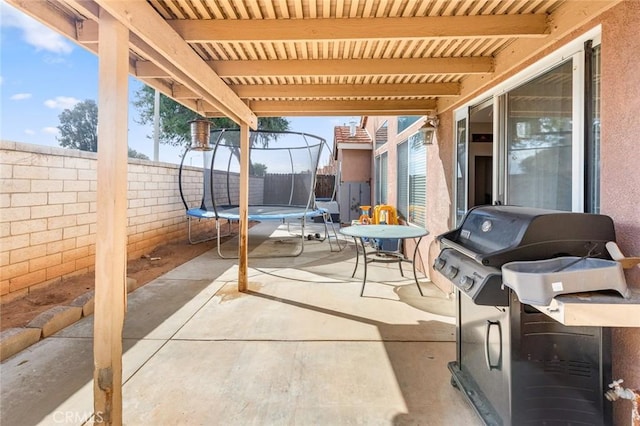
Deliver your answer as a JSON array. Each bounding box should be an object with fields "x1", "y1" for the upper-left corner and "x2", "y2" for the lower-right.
[
  {"x1": 599, "y1": 4, "x2": 640, "y2": 424},
  {"x1": 338, "y1": 149, "x2": 372, "y2": 183},
  {"x1": 365, "y1": 3, "x2": 639, "y2": 424}
]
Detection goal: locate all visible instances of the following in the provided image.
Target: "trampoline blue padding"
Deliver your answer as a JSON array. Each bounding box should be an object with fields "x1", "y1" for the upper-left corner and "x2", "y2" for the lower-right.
[
  {"x1": 213, "y1": 205, "x2": 325, "y2": 221},
  {"x1": 186, "y1": 208, "x2": 218, "y2": 219}
]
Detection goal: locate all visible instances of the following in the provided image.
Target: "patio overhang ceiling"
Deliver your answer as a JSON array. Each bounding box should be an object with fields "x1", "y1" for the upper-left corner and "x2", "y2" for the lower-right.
[{"x1": 8, "y1": 0, "x2": 621, "y2": 123}]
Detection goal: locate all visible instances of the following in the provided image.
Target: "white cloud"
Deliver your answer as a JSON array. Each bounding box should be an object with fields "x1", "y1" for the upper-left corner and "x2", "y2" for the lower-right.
[
  {"x1": 43, "y1": 55, "x2": 67, "y2": 65},
  {"x1": 0, "y1": 2, "x2": 73, "y2": 54},
  {"x1": 42, "y1": 127, "x2": 60, "y2": 135},
  {"x1": 44, "y1": 96, "x2": 80, "y2": 110},
  {"x1": 24, "y1": 129, "x2": 35, "y2": 135},
  {"x1": 0, "y1": 76, "x2": 3, "y2": 85},
  {"x1": 10, "y1": 93, "x2": 32, "y2": 100}
]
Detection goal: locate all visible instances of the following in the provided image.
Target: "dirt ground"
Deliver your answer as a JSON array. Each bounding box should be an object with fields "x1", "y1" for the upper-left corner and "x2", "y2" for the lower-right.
[{"x1": 1, "y1": 229, "x2": 238, "y2": 332}]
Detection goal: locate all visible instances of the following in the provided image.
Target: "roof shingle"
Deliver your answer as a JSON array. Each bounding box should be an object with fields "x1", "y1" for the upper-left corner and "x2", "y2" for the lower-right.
[{"x1": 334, "y1": 126, "x2": 372, "y2": 146}]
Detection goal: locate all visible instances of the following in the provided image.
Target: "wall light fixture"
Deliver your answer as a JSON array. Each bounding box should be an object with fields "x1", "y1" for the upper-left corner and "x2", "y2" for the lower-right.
[{"x1": 419, "y1": 116, "x2": 439, "y2": 145}]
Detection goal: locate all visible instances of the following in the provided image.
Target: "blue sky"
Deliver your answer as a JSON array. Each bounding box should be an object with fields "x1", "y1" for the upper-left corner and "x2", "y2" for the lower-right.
[{"x1": 0, "y1": 1, "x2": 354, "y2": 165}]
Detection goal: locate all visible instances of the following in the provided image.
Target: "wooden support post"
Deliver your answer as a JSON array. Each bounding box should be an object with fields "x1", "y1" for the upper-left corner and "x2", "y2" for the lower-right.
[
  {"x1": 93, "y1": 9, "x2": 129, "y2": 425},
  {"x1": 238, "y1": 123, "x2": 250, "y2": 292}
]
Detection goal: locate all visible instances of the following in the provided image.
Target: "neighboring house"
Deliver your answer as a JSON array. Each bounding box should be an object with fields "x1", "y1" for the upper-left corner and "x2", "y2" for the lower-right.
[
  {"x1": 333, "y1": 123, "x2": 373, "y2": 224},
  {"x1": 358, "y1": 6, "x2": 639, "y2": 424}
]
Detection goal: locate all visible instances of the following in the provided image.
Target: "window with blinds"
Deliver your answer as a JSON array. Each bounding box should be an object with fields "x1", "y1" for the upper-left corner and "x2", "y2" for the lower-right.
[
  {"x1": 396, "y1": 134, "x2": 427, "y2": 226},
  {"x1": 409, "y1": 133, "x2": 427, "y2": 227},
  {"x1": 397, "y1": 116, "x2": 420, "y2": 134},
  {"x1": 375, "y1": 152, "x2": 388, "y2": 205},
  {"x1": 375, "y1": 120, "x2": 388, "y2": 148},
  {"x1": 397, "y1": 141, "x2": 408, "y2": 220}
]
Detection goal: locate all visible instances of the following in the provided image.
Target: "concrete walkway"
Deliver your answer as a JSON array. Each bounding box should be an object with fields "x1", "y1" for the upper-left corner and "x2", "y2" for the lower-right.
[{"x1": 1, "y1": 222, "x2": 481, "y2": 425}]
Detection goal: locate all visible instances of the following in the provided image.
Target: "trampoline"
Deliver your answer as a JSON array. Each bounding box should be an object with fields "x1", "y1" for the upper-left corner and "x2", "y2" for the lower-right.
[{"x1": 178, "y1": 125, "x2": 342, "y2": 257}]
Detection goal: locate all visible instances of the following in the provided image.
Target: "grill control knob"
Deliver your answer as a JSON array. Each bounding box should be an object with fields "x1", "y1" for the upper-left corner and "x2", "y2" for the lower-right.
[
  {"x1": 445, "y1": 265, "x2": 459, "y2": 279},
  {"x1": 434, "y1": 258, "x2": 446, "y2": 270},
  {"x1": 460, "y1": 275, "x2": 475, "y2": 291}
]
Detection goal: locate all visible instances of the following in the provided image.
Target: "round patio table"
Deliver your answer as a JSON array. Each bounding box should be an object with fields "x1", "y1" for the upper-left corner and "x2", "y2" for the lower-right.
[{"x1": 339, "y1": 224, "x2": 429, "y2": 297}]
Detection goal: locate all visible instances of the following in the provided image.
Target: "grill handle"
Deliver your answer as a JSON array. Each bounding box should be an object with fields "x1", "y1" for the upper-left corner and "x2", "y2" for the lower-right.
[
  {"x1": 439, "y1": 237, "x2": 484, "y2": 263},
  {"x1": 485, "y1": 320, "x2": 502, "y2": 371}
]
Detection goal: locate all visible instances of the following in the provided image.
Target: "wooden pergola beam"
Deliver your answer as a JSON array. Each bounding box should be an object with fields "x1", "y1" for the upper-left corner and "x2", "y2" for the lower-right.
[
  {"x1": 93, "y1": 9, "x2": 128, "y2": 424},
  {"x1": 220, "y1": 99, "x2": 438, "y2": 116},
  {"x1": 5, "y1": 0, "x2": 100, "y2": 57},
  {"x1": 169, "y1": 14, "x2": 549, "y2": 42},
  {"x1": 94, "y1": 0, "x2": 256, "y2": 128},
  {"x1": 238, "y1": 124, "x2": 250, "y2": 292},
  {"x1": 64, "y1": 1, "x2": 223, "y2": 116},
  {"x1": 437, "y1": 0, "x2": 622, "y2": 113},
  {"x1": 6, "y1": 0, "x2": 77, "y2": 39},
  {"x1": 214, "y1": 57, "x2": 493, "y2": 77},
  {"x1": 137, "y1": 57, "x2": 493, "y2": 79},
  {"x1": 173, "y1": 82, "x2": 459, "y2": 99},
  {"x1": 129, "y1": 37, "x2": 222, "y2": 114},
  {"x1": 146, "y1": 78, "x2": 211, "y2": 113}
]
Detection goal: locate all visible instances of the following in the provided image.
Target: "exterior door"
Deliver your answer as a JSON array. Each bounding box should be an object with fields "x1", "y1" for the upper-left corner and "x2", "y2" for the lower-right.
[
  {"x1": 453, "y1": 109, "x2": 469, "y2": 226},
  {"x1": 338, "y1": 181, "x2": 371, "y2": 224},
  {"x1": 496, "y1": 52, "x2": 588, "y2": 212},
  {"x1": 503, "y1": 60, "x2": 577, "y2": 211}
]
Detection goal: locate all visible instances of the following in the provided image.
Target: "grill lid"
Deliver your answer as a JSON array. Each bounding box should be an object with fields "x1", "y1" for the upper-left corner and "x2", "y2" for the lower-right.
[{"x1": 438, "y1": 205, "x2": 616, "y2": 267}]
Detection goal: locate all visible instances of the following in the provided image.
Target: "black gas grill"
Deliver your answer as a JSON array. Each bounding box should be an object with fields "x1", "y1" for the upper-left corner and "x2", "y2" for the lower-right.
[
  {"x1": 435, "y1": 205, "x2": 614, "y2": 426},
  {"x1": 435, "y1": 205, "x2": 616, "y2": 306}
]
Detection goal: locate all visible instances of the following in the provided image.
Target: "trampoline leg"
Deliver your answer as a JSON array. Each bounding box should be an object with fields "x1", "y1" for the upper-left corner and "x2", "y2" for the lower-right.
[
  {"x1": 321, "y1": 214, "x2": 332, "y2": 250},
  {"x1": 298, "y1": 218, "x2": 306, "y2": 256},
  {"x1": 188, "y1": 216, "x2": 216, "y2": 245},
  {"x1": 322, "y1": 211, "x2": 344, "y2": 252},
  {"x1": 215, "y1": 219, "x2": 234, "y2": 259},
  {"x1": 216, "y1": 220, "x2": 226, "y2": 258},
  {"x1": 216, "y1": 219, "x2": 309, "y2": 259}
]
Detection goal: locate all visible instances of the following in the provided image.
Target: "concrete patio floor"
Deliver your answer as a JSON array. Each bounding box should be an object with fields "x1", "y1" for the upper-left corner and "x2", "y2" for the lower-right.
[{"x1": 1, "y1": 222, "x2": 482, "y2": 425}]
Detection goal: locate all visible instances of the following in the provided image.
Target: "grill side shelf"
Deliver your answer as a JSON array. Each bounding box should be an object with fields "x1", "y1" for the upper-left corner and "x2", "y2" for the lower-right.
[{"x1": 531, "y1": 289, "x2": 640, "y2": 327}]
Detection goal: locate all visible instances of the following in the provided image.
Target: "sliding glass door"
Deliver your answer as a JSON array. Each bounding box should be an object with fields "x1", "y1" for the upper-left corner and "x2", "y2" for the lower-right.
[
  {"x1": 454, "y1": 32, "x2": 601, "y2": 219},
  {"x1": 505, "y1": 60, "x2": 576, "y2": 211},
  {"x1": 454, "y1": 109, "x2": 469, "y2": 226}
]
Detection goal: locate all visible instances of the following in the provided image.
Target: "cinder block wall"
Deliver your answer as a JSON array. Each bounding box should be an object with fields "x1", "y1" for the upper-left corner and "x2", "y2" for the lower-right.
[{"x1": 0, "y1": 141, "x2": 217, "y2": 302}]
